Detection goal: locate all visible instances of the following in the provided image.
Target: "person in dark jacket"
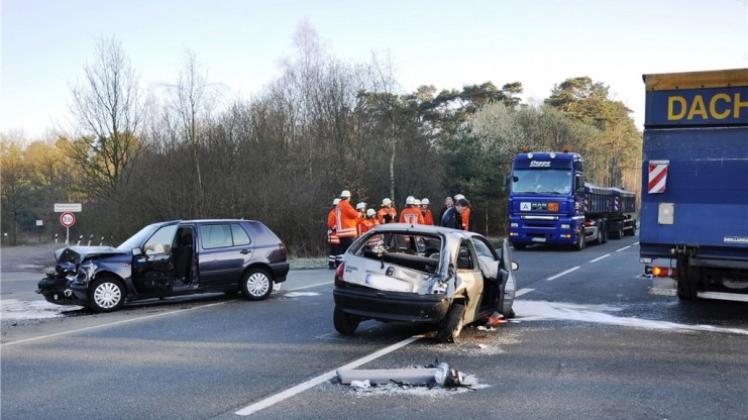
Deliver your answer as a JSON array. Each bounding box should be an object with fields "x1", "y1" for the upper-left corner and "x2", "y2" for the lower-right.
[
  {"x1": 440, "y1": 204, "x2": 462, "y2": 229},
  {"x1": 439, "y1": 196, "x2": 454, "y2": 225}
]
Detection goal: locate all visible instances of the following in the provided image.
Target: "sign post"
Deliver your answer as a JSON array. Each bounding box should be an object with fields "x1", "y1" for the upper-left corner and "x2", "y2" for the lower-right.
[
  {"x1": 59, "y1": 212, "x2": 76, "y2": 245},
  {"x1": 54, "y1": 203, "x2": 81, "y2": 245}
]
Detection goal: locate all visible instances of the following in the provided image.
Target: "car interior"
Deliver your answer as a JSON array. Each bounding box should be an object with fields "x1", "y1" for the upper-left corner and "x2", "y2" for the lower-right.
[
  {"x1": 357, "y1": 232, "x2": 442, "y2": 274},
  {"x1": 173, "y1": 226, "x2": 195, "y2": 284}
]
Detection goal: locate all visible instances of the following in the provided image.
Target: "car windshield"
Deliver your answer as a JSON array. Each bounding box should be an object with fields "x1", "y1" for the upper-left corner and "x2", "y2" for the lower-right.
[
  {"x1": 512, "y1": 169, "x2": 572, "y2": 194},
  {"x1": 116, "y1": 223, "x2": 163, "y2": 251}
]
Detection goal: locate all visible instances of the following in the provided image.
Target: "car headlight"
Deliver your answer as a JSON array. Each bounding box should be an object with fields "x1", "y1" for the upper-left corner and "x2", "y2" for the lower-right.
[
  {"x1": 560, "y1": 224, "x2": 570, "y2": 229},
  {"x1": 76, "y1": 261, "x2": 97, "y2": 283}
]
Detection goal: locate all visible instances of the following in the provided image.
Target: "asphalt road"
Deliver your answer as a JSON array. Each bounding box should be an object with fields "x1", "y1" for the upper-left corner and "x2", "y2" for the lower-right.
[{"x1": 1, "y1": 236, "x2": 747, "y2": 419}]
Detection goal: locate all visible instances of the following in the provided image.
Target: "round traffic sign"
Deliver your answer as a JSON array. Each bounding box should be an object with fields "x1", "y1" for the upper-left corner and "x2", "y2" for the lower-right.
[{"x1": 60, "y1": 212, "x2": 76, "y2": 228}]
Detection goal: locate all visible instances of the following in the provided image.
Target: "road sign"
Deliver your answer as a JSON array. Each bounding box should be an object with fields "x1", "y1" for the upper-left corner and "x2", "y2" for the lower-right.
[
  {"x1": 54, "y1": 203, "x2": 82, "y2": 212},
  {"x1": 60, "y1": 212, "x2": 76, "y2": 228}
]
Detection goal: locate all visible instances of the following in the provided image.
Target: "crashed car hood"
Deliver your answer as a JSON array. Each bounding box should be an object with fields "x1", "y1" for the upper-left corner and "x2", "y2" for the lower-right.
[{"x1": 54, "y1": 246, "x2": 126, "y2": 263}]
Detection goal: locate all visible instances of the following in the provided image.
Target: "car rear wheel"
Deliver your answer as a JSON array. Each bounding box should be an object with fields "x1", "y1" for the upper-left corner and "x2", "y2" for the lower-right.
[
  {"x1": 241, "y1": 269, "x2": 273, "y2": 301},
  {"x1": 333, "y1": 306, "x2": 360, "y2": 335},
  {"x1": 436, "y1": 303, "x2": 465, "y2": 343},
  {"x1": 88, "y1": 277, "x2": 125, "y2": 312}
]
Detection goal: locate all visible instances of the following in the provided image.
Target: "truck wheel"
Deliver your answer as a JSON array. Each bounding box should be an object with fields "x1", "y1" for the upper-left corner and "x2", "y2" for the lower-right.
[
  {"x1": 611, "y1": 227, "x2": 624, "y2": 239},
  {"x1": 436, "y1": 303, "x2": 465, "y2": 343},
  {"x1": 512, "y1": 243, "x2": 526, "y2": 250},
  {"x1": 600, "y1": 223, "x2": 608, "y2": 244},
  {"x1": 574, "y1": 233, "x2": 585, "y2": 251},
  {"x1": 333, "y1": 306, "x2": 360, "y2": 335},
  {"x1": 88, "y1": 276, "x2": 126, "y2": 313}
]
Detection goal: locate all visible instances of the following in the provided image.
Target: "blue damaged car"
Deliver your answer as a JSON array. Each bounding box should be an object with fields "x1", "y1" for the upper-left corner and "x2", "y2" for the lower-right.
[{"x1": 37, "y1": 219, "x2": 289, "y2": 312}]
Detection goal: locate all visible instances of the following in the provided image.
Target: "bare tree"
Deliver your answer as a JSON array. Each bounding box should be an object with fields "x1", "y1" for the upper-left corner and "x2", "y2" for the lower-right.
[
  {"x1": 70, "y1": 37, "x2": 141, "y2": 198},
  {"x1": 168, "y1": 50, "x2": 217, "y2": 216}
]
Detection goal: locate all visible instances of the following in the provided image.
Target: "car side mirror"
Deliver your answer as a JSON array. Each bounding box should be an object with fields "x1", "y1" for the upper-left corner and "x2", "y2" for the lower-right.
[
  {"x1": 511, "y1": 261, "x2": 519, "y2": 271},
  {"x1": 132, "y1": 247, "x2": 143, "y2": 256}
]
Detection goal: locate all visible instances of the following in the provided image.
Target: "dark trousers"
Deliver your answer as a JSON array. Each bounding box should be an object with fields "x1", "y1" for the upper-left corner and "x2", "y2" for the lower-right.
[
  {"x1": 336, "y1": 237, "x2": 354, "y2": 267},
  {"x1": 328, "y1": 242, "x2": 339, "y2": 269}
]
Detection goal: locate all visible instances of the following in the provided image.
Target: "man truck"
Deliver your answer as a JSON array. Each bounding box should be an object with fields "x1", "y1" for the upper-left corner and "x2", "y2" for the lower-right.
[
  {"x1": 507, "y1": 150, "x2": 637, "y2": 250},
  {"x1": 640, "y1": 69, "x2": 748, "y2": 302}
]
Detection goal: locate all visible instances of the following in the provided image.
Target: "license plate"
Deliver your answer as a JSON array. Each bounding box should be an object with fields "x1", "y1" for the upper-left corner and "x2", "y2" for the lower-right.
[{"x1": 531, "y1": 237, "x2": 546, "y2": 243}]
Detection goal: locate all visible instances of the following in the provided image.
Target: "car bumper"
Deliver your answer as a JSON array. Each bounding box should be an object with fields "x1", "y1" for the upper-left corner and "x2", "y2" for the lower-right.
[
  {"x1": 269, "y1": 261, "x2": 290, "y2": 283},
  {"x1": 37, "y1": 275, "x2": 88, "y2": 306},
  {"x1": 333, "y1": 286, "x2": 450, "y2": 324}
]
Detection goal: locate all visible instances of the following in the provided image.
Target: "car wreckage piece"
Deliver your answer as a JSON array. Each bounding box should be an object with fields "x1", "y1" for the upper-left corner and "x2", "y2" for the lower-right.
[{"x1": 337, "y1": 362, "x2": 465, "y2": 388}]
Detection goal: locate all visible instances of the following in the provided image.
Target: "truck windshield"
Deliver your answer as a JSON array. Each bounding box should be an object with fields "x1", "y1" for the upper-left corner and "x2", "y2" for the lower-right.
[{"x1": 512, "y1": 169, "x2": 572, "y2": 194}]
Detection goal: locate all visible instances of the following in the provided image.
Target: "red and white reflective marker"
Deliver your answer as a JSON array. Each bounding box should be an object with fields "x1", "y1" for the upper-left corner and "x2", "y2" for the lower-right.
[
  {"x1": 648, "y1": 160, "x2": 669, "y2": 194},
  {"x1": 60, "y1": 212, "x2": 76, "y2": 228}
]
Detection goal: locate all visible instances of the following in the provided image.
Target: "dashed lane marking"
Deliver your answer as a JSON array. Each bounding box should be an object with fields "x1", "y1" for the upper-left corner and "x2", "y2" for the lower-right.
[
  {"x1": 589, "y1": 253, "x2": 611, "y2": 263},
  {"x1": 234, "y1": 335, "x2": 422, "y2": 416},
  {"x1": 615, "y1": 245, "x2": 631, "y2": 253},
  {"x1": 515, "y1": 288, "x2": 534, "y2": 297},
  {"x1": 546, "y1": 266, "x2": 581, "y2": 281}
]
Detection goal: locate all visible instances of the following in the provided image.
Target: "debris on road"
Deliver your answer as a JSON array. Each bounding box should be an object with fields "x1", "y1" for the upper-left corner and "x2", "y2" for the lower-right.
[
  {"x1": 338, "y1": 361, "x2": 469, "y2": 389},
  {"x1": 1, "y1": 299, "x2": 82, "y2": 320}
]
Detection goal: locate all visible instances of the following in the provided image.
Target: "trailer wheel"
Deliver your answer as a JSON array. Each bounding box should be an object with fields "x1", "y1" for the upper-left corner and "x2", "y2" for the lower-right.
[{"x1": 610, "y1": 226, "x2": 624, "y2": 240}]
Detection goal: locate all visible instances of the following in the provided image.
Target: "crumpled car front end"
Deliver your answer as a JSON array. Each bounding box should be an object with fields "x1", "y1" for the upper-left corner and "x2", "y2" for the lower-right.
[{"x1": 37, "y1": 246, "x2": 113, "y2": 306}]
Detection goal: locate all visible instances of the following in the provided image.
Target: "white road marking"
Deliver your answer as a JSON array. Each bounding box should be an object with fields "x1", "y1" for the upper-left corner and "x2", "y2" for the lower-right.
[
  {"x1": 546, "y1": 266, "x2": 580, "y2": 281},
  {"x1": 589, "y1": 253, "x2": 611, "y2": 263},
  {"x1": 649, "y1": 288, "x2": 677, "y2": 297},
  {"x1": 515, "y1": 300, "x2": 748, "y2": 335},
  {"x1": 615, "y1": 245, "x2": 631, "y2": 252},
  {"x1": 235, "y1": 335, "x2": 422, "y2": 416},
  {"x1": 633, "y1": 241, "x2": 639, "y2": 245},
  {"x1": 286, "y1": 281, "x2": 332, "y2": 291},
  {"x1": 514, "y1": 288, "x2": 534, "y2": 297},
  {"x1": 1, "y1": 301, "x2": 228, "y2": 347}
]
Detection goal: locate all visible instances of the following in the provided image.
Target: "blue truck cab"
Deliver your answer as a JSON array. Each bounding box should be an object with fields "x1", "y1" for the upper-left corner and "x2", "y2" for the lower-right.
[
  {"x1": 640, "y1": 69, "x2": 748, "y2": 301},
  {"x1": 508, "y1": 151, "x2": 637, "y2": 250}
]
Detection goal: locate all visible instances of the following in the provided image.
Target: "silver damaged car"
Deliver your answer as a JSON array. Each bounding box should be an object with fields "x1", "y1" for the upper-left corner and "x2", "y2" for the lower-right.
[{"x1": 332, "y1": 224, "x2": 518, "y2": 342}]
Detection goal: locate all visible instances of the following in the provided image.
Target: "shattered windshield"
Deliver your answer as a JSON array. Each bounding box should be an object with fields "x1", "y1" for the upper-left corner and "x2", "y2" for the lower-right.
[
  {"x1": 116, "y1": 223, "x2": 163, "y2": 251},
  {"x1": 512, "y1": 169, "x2": 572, "y2": 194}
]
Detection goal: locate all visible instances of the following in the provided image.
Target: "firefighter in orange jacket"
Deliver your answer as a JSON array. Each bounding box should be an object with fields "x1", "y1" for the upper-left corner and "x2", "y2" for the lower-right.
[
  {"x1": 399, "y1": 196, "x2": 425, "y2": 224},
  {"x1": 377, "y1": 197, "x2": 397, "y2": 224},
  {"x1": 357, "y1": 208, "x2": 379, "y2": 236},
  {"x1": 335, "y1": 190, "x2": 359, "y2": 266},
  {"x1": 327, "y1": 198, "x2": 341, "y2": 269},
  {"x1": 421, "y1": 198, "x2": 434, "y2": 225}
]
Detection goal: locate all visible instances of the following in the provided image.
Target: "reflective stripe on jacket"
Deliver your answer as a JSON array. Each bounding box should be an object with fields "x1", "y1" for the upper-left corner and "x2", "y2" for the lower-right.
[{"x1": 399, "y1": 207, "x2": 425, "y2": 225}]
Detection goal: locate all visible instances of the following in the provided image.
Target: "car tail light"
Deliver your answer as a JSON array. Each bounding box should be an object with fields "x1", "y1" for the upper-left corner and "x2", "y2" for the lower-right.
[
  {"x1": 650, "y1": 266, "x2": 676, "y2": 278},
  {"x1": 279, "y1": 243, "x2": 287, "y2": 258},
  {"x1": 334, "y1": 262, "x2": 346, "y2": 287}
]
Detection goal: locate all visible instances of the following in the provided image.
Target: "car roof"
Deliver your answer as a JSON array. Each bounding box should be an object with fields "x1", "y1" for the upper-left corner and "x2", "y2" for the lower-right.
[
  {"x1": 172, "y1": 219, "x2": 259, "y2": 224},
  {"x1": 371, "y1": 223, "x2": 478, "y2": 239}
]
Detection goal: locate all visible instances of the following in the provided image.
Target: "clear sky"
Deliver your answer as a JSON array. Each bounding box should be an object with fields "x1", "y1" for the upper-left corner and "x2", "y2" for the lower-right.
[{"x1": 2, "y1": 0, "x2": 747, "y2": 139}]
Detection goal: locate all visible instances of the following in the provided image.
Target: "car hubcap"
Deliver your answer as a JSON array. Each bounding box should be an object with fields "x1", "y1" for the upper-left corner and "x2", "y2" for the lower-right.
[
  {"x1": 246, "y1": 273, "x2": 270, "y2": 297},
  {"x1": 94, "y1": 282, "x2": 121, "y2": 309}
]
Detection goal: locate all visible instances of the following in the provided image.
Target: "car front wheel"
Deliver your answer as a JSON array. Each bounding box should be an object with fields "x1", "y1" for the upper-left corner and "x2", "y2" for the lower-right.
[
  {"x1": 88, "y1": 277, "x2": 125, "y2": 312},
  {"x1": 241, "y1": 269, "x2": 273, "y2": 301}
]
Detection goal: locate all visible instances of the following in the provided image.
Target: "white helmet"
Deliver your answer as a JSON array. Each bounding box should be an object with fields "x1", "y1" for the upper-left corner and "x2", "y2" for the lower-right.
[
  {"x1": 332, "y1": 198, "x2": 341, "y2": 205},
  {"x1": 356, "y1": 202, "x2": 366, "y2": 211},
  {"x1": 405, "y1": 196, "x2": 416, "y2": 205},
  {"x1": 454, "y1": 193, "x2": 465, "y2": 201},
  {"x1": 414, "y1": 199, "x2": 422, "y2": 206},
  {"x1": 341, "y1": 190, "x2": 351, "y2": 199},
  {"x1": 366, "y1": 208, "x2": 376, "y2": 217},
  {"x1": 421, "y1": 198, "x2": 430, "y2": 206},
  {"x1": 381, "y1": 198, "x2": 392, "y2": 206}
]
